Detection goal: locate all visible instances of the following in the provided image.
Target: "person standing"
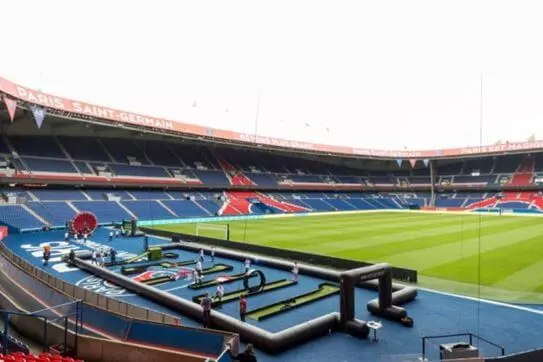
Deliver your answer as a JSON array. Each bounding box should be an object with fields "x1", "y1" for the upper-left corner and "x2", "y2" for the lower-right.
[
  {"x1": 244, "y1": 258, "x2": 251, "y2": 273},
  {"x1": 91, "y1": 250, "x2": 97, "y2": 265},
  {"x1": 292, "y1": 261, "x2": 299, "y2": 282},
  {"x1": 239, "y1": 295, "x2": 247, "y2": 322},
  {"x1": 201, "y1": 293, "x2": 212, "y2": 328},
  {"x1": 216, "y1": 282, "x2": 224, "y2": 308},
  {"x1": 83, "y1": 233, "x2": 88, "y2": 243},
  {"x1": 196, "y1": 259, "x2": 203, "y2": 284},
  {"x1": 98, "y1": 250, "x2": 105, "y2": 266},
  {"x1": 68, "y1": 249, "x2": 76, "y2": 265},
  {"x1": 109, "y1": 231, "x2": 113, "y2": 242},
  {"x1": 43, "y1": 245, "x2": 51, "y2": 266},
  {"x1": 211, "y1": 247, "x2": 216, "y2": 263},
  {"x1": 110, "y1": 248, "x2": 117, "y2": 265},
  {"x1": 64, "y1": 231, "x2": 69, "y2": 242},
  {"x1": 199, "y1": 249, "x2": 205, "y2": 263},
  {"x1": 233, "y1": 344, "x2": 257, "y2": 362}
]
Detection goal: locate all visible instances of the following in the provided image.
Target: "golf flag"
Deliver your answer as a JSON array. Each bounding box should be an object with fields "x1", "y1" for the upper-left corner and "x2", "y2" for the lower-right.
[
  {"x1": 30, "y1": 105, "x2": 46, "y2": 129},
  {"x1": 409, "y1": 159, "x2": 417, "y2": 168},
  {"x1": 2, "y1": 96, "x2": 17, "y2": 122},
  {"x1": 423, "y1": 159, "x2": 429, "y2": 167},
  {"x1": 396, "y1": 159, "x2": 403, "y2": 167}
]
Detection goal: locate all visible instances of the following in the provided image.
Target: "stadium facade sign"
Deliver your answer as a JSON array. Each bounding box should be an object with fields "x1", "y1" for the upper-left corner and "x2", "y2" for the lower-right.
[{"x1": 2, "y1": 76, "x2": 543, "y2": 159}]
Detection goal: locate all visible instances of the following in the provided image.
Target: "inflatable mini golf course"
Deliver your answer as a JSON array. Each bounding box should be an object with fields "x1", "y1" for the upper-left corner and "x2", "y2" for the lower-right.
[{"x1": 107, "y1": 246, "x2": 344, "y2": 324}]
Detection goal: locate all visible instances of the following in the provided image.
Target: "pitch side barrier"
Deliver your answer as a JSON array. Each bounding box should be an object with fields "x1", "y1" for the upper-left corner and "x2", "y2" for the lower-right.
[{"x1": 142, "y1": 227, "x2": 417, "y2": 283}]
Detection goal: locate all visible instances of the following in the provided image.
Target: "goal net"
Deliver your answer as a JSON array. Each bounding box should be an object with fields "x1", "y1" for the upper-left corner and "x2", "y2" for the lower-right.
[{"x1": 195, "y1": 223, "x2": 229, "y2": 240}]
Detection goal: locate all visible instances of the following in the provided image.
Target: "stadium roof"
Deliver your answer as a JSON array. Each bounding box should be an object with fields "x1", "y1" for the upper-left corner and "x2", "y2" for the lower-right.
[{"x1": 2, "y1": 76, "x2": 543, "y2": 161}]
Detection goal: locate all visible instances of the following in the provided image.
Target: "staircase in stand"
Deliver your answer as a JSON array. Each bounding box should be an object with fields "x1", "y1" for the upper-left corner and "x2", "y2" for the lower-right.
[
  {"x1": 219, "y1": 191, "x2": 308, "y2": 216},
  {"x1": 505, "y1": 156, "x2": 535, "y2": 199},
  {"x1": 214, "y1": 153, "x2": 255, "y2": 186}
]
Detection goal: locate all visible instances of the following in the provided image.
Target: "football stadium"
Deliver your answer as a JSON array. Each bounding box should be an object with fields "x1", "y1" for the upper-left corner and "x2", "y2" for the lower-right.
[{"x1": 2, "y1": 76, "x2": 543, "y2": 362}]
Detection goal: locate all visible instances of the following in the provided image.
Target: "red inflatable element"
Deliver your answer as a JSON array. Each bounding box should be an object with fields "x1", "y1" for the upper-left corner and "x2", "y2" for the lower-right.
[{"x1": 71, "y1": 212, "x2": 98, "y2": 235}]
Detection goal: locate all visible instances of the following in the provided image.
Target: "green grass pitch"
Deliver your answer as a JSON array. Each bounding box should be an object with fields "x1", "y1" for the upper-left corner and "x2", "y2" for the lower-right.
[{"x1": 147, "y1": 211, "x2": 543, "y2": 303}]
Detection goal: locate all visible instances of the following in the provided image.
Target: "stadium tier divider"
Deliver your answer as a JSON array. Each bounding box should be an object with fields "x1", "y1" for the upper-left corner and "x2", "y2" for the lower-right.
[
  {"x1": 0, "y1": 242, "x2": 238, "y2": 358},
  {"x1": 142, "y1": 228, "x2": 417, "y2": 283}
]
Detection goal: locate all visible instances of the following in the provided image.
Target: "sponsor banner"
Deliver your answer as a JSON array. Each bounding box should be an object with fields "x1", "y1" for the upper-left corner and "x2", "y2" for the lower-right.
[{"x1": 3, "y1": 76, "x2": 543, "y2": 158}]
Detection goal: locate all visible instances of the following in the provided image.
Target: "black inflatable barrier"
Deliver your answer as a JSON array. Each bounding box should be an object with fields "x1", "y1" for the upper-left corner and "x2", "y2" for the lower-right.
[
  {"x1": 71, "y1": 256, "x2": 340, "y2": 353},
  {"x1": 344, "y1": 319, "x2": 370, "y2": 339},
  {"x1": 140, "y1": 228, "x2": 418, "y2": 282},
  {"x1": 243, "y1": 269, "x2": 266, "y2": 293},
  {"x1": 163, "y1": 252, "x2": 179, "y2": 259}
]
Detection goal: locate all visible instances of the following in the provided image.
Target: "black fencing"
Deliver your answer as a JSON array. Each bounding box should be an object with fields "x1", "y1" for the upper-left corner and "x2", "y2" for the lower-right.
[{"x1": 141, "y1": 228, "x2": 418, "y2": 283}]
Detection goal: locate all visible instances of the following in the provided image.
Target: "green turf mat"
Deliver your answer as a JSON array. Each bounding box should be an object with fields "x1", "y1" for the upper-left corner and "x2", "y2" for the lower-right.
[
  {"x1": 246, "y1": 283, "x2": 340, "y2": 321},
  {"x1": 192, "y1": 279, "x2": 297, "y2": 307}
]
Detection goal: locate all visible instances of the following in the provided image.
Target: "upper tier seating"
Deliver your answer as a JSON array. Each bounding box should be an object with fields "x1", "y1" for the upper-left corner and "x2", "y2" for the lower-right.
[
  {"x1": 109, "y1": 164, "x2": 170, "y2": 178},
  {"x1": 142, "y1": 140, "x2": 183, "y2": 166},
  {"x1": 58, "y1": 136, "x2": 111, "y2": 162},
  {"x1": 10, "y1": 136, "x2": 65, "y2": 158},
  {"x1": 193, "y1": 170, "x2": 229, "y2": 187},
  {"x1": 493, "y1": 155, "x2": 523, "y2": 173},
  {"x1": 23, "y1": 158, "x2": 78, "y2": 173},
  {"x1": 100, "y1": 138, "x2": 149, "y2": 164},
  {"x1": 453, "y1": 175, "x2": 494, "y2": 184},
  {"x1": 245, "y1": 173, "x2": 279, "y2": 187},
  {"x1": 464, "y1": 157, "x2": 494, "y2": 174}
]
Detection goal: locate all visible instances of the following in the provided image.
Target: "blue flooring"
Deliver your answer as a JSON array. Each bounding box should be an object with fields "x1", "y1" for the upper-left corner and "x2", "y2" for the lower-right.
[{"x1": 5, "y1": 228, "x2": 543, "y2": 361}]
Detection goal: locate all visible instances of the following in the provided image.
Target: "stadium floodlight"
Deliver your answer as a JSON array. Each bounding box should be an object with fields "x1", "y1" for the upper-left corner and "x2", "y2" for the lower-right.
[{"x1": 195, "y1": 223, "x2": 230, "y2": 240}]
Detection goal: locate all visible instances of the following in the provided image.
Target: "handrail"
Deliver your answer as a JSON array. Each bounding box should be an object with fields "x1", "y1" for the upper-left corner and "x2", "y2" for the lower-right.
[{"x1": 422, "y1": 332, "x2": 505, "y2": 360}]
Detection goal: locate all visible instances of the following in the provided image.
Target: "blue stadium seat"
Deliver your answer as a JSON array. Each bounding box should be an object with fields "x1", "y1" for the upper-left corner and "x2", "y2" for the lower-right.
[
  {"x1": 246, "y1": 173, "x2": 279, "y2": 187},
  {"x1": 109, "y1": 164, "x2": 170, "y2": 178},
  {"x1": 23, "y1": 158, "x2": 77, "y2": 173},
  {"x1": 10, "y1": 136, "x2": 65, "y2": 158},
  {"x1": 72, "y1": 201, "x2": 132, "y2": 223},
  {"x1": 27, "y1": 202, "x2": 77, "y2": 226},
  {"x1": 0, "y1": 205, "x2": 45, "y2": 229},
  {"x1": 31, "y1": 190, "x2": 87, "y2": 201},
  {"x1": 162, "y1": 200, "x2": 211, "y2": 217},
  {"x1": 192, "y1": 170, "x2": 230, "y2": 187},
  {"x1": 122, "y1": 200, "x2": 176, "y2": 219},
  {"x1": 58, "y1": 137, "x2": 111, "y2": 161}
]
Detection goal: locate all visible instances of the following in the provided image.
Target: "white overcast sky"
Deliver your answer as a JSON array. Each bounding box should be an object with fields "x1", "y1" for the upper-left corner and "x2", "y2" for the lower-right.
[{"x1": 1, "y1": 0, "x2": 543, "y2": 151}]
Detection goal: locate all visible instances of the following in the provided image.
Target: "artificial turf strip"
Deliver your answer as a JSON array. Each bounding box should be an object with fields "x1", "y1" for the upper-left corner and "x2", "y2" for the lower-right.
[
  {"x1": 245, "y1": 283, "x2": 340, "y2": 321},
  {"x1": 148, "y1": 211, "x2": 543, "y2": 302},
  {"x1": 192, "y1": 279, "x2": 297, "y2": 307}
]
